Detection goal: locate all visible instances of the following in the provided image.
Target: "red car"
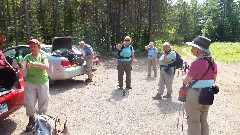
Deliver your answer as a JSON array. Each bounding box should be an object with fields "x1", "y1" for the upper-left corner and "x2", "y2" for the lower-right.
[{"x1": 0, "y1": 66, "x2": 24, "y2": 120}]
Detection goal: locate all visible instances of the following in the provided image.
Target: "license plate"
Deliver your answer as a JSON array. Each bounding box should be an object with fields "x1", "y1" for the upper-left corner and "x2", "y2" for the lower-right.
[{"x1": 0, "y1": 102, "x2": 8, "y2": 115}]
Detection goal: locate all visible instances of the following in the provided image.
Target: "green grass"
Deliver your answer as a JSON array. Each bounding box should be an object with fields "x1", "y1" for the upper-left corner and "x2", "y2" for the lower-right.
[
  {"x1": 172, "y1": 42, "x2": 240, "y2": 64},
  {"x1": 210, "y1": 42, "x2": 240, "y2": 64},
  {"x1": 172, "y1": 45, "x2": 190, "y2": 57}
]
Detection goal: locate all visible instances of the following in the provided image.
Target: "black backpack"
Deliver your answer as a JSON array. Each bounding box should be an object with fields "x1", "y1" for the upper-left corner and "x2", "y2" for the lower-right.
[
  {"x1": 118, "y1": 45, "x2": 133, "y2": 59},
  {"x1": 172, "y1": 50, "x2": 183, "y2": 69}
]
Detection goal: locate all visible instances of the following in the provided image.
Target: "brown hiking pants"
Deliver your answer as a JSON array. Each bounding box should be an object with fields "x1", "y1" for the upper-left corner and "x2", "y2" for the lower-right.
[
  {"x1": 184, "y1": 88, "x2": 210, "y2": 135},
  {"x1": 117, "y1": 60, "x2": 132, "y2": 88},
  {"x1": 147, "y1": 58, "x2": 157, "y2": 76}
]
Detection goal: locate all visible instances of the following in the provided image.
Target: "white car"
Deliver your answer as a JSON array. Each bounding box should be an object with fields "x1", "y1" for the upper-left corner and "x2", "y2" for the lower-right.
[{"x1": 3, "y1": 45, "x2": 86, "y2": 85}]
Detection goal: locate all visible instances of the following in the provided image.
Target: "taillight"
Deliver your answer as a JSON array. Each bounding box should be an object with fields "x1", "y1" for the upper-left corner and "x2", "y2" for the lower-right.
[{"x1": 61, "y1": 60, "x2": 71, "y2": 67}]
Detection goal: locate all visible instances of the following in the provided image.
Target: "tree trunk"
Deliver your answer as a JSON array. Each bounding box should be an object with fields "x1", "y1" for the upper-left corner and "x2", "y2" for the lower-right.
[
  {"x1": 6, "y1": 0, "x2": 12, "y2": 43},
  {"x1": 23, "y1": 0, "x2": 31, "y2": 39},
  {"x1": 2, "y1": 0, "x2": 8, "y2": 44},
  {"x1": 148, "y1": 0, "x2": 153, "y2": 43},
  {"x1": 12, "y1": 0, "x2": 18, "y2": 45},
  {"x1": 55, "y1": 0, "x2": 59, "y2": 36},
  {"x1": 40, "y1": 0, "x2": 46, "y2": 43}
]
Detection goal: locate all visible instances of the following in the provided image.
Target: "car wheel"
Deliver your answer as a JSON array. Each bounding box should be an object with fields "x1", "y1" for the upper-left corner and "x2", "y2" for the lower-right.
[{"x1": 48, "y1": 77, "x2": 54, "y2": 85}]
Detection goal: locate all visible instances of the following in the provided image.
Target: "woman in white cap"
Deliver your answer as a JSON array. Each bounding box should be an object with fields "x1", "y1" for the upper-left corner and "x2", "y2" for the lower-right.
[
  {"x1": 145, "y1": 42, "x2": 158, "y2": 77},
  {"x1": 183, "y1": 36, "x2": 218, "y2": 135},
  {"x1": 23, "y1": 38, "x2": 50, "y2": 132}
]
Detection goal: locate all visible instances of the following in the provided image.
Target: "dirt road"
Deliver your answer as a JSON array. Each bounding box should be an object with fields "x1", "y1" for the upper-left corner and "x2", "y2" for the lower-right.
[{"x1": 0, "y1": 53, "x2": 240, "y2": 135}]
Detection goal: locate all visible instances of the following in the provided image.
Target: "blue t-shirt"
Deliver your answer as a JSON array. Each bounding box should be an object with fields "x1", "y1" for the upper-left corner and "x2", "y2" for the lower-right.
[
  {"x1": 148, "y1": 47, "x2": 158, "y2": 59},
  {"x1": 119, "y1": 45, "x2": 134, "y2": 62},
  {"x1": 83, "y1": 44, "x2": 93, "y2": 56}
]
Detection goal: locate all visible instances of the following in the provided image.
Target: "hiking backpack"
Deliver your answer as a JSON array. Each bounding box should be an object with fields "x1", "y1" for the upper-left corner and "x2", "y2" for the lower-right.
[
  {"x1": 117, "y1": 45, "x2": 133, "y2": 59},
  {"x1": 172, "y1": 50, "x2": 183, "y2": 69},
  {"x1": 35, "y1": 114, "x2": 55, "y2": 135}
]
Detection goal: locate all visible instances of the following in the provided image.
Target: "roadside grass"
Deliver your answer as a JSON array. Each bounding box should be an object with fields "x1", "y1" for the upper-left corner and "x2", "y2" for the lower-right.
[
  {"x1": 210, "y1": 42, "x2": 240, "y2": 64},
  {"x1": 173, "y1": 42, "x2": 240, "y2": 64}
]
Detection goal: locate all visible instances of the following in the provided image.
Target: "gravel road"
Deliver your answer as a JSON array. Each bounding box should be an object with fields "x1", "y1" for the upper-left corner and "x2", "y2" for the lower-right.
[{"x1": 0, "y1": 55, "x2": 240, "y2": 135}]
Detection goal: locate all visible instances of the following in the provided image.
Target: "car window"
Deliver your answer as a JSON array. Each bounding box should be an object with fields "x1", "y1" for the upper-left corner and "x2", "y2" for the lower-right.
[
  {"x1": 20, "y1": 47, "x2": 31, "y2": 58},
  {"x1": 41, "y1": 47, "x2": 52, "y2": 54},
  {"x1": 4, "y1": 49, "x2": 16, "y2": 58}
]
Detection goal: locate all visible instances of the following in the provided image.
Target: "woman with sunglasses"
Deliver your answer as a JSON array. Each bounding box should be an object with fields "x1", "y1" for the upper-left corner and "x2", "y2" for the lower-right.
[{"x1": 116, "y1": 36, "x2": 135, "y2": 90}]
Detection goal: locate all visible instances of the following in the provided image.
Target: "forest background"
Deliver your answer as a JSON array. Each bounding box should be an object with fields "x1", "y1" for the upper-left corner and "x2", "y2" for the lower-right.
[{"x1": 0, "y1": 0, "x2": 240, "y2": 56}]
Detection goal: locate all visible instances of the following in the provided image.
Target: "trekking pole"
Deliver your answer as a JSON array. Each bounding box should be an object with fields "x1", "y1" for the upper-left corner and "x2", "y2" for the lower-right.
[
  {"x1": 122, "y1": 88, "x2": 125, "y2": 96},
  {"x1": 181, "y1": 102, "x2": 185, "y2": 131},
  {"x1": 177, "y1": 103, "x2": 180, "y2": 129}
]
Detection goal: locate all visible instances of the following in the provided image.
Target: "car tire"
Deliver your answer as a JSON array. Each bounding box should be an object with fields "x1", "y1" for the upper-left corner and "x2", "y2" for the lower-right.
[{"x1": 48, "y1": 77, "x2": 54, "y2": 85}]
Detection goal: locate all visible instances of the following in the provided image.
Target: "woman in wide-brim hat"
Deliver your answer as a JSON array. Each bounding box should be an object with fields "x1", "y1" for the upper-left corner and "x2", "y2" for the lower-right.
[{"x1": 183, "y1": 36, "x2": 218, "y2": 135}]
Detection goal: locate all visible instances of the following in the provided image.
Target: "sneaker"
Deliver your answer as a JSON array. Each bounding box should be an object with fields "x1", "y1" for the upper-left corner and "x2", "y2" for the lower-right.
[
  {"x1": 163, "y1": 93, "x2": 172, "y2": 98},
  {"x1": 147, "y1": 74, "x2": 151, "y2": 77},
  {"x1": 26, "y1": 116, "x2": 35, "y2": 132},
  {"x1": 152, "y1": 93, "x2": 162, "y2": 100},
  {"x1": 126, "y1": 86, "x2": 132, "y2": 89}
]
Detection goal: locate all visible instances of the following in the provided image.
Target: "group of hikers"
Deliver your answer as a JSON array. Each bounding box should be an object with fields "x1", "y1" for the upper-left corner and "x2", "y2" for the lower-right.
[
  {"x1": 0, "y1": 34, "x2": 218, "y2": 135},
  {"x1": 117, "y1": 35, "x2": 218, "y2": 135}
]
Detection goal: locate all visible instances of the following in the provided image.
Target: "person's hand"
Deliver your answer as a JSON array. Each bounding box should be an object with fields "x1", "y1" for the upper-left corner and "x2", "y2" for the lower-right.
[
  {"x1": 27, "y1": 61, "x2": 38, "y2": 68},
  {"x1": 182, "y1": 74, "x2": 186, "y2": 80}
]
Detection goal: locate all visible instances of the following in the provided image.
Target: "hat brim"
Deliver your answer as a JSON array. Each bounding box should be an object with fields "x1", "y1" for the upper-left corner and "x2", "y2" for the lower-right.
[{"x1": 186, "y1": 42, "x2": 211, "y2": 54}]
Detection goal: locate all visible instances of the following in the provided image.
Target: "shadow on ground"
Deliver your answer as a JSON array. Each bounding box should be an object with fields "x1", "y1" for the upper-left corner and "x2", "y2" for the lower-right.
[
  {"x1": 0, "y1": 118, "x2": 17, "y2": 135},
  {"x1": 107, "y1": 88, "x2": 130, "y2": 104},
  {"x1": 49, "y1": 79, "x2": 86, "y2": 95},
  {"x1": 156, "y1": 99, "x2": 182, "y2": 114}
]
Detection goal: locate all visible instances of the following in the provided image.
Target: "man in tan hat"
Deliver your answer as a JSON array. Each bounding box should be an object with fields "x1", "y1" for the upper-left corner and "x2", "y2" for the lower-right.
[
  {"x1": 79, "y1": 41, "x2": 94, "y2": 82},
  {"x1": 145, "y1": 42, "x2": 158, "y2": 77},
  {"x1": 152, "y1": 42, "x2": 176, "y2": 100},
  {"x1": 23, "y1": 38, "x2": 50, "y2": 132},
  {"x1": 0, "y1": 35, "x2": 6, "y2": 66},
  {"x1": 183, "y1": 36, "x2": 218, "y2": 135}
]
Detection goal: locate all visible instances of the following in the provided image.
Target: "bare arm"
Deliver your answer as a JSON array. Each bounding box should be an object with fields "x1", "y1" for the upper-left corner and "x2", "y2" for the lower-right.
[
  {"x1": 183, "y1": 75, "x2": 193, "y2": 85},
  {"x1": 130, "y1": 52, "x2": 135, "y2": 66},
  {"x1": 83, "y1": 51, "x2": 94, "y2": 60},
  {"x1": 213, "y1": 74, "x2": 217, "y2": 82},
  {"x1": 116, "y1": 44, "x2": 123, "y2": 50},
  {"x1": 164, "y1": 53, "x2": 169, "y2": 63}
]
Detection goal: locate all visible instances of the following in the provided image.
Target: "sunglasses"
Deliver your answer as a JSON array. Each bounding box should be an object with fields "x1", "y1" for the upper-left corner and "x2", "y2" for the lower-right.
[{"x1": 124, "y1": 39, "x2": 130, "y2": 41}]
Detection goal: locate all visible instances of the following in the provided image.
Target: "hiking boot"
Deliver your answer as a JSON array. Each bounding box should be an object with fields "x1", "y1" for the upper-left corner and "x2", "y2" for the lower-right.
[
  {"x1": 163, "y1": 93, "x2": 172, "y2": 98},
  {"x1": 117, "y1": 85, "x2": 123, "y2": 89},
  {"x1": 152, "y1": 93, "x2": 162, "y2": 100},
  {"x1": 26, "y1": 116, "x2": 35, "y2": 132},
  {"x1": 85, "y1": 78, "x2": 93, "y2": 82}
]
